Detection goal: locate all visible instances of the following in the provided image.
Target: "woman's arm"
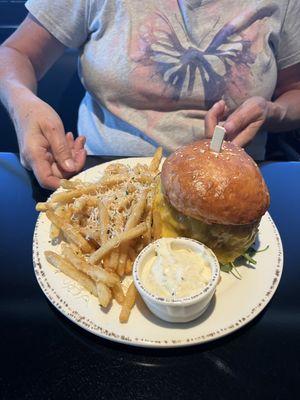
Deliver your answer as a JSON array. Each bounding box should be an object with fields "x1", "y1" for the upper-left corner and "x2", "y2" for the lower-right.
[
  {"x1": 0, "y1": 13, "x2": 65, "y2": 91},
  {"x1": 0, "y1": 14, "x2": 86, "y2": 189},
  {"x1": 205, "y1": 63, "x2": 300, "y2": 147}
]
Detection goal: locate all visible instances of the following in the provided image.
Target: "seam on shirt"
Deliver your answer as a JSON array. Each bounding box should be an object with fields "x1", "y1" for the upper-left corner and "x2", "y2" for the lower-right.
[
  {"x1": 277, "y1": 48, "x2": 300, "y2": 70},
  {"x1": 25, "y1": 5, "x2": 80, "y2": 49},
  {"x1": 279, "y1": 0, "x2": 290, "y2": 35},
  {"x1": 85, "y1": 0, "x2": 91, "y2": 36}
]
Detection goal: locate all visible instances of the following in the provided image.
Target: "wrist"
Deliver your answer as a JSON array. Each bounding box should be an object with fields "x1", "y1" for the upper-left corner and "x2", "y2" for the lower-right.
[
  {"x1": 9, "y1": 86, "x2": 38, "y2": 123},
  {"x1": 10, "y1": 84, "x2": 37, "y2": 105},
  {"x1": 0, "y1": 80, "x2": 36, "y2": 121}
]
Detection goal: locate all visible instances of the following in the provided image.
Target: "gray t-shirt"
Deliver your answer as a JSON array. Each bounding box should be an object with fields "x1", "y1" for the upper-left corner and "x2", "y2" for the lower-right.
[{"x1": 26, "y1": 0, "x2": 300, "y2": 159}]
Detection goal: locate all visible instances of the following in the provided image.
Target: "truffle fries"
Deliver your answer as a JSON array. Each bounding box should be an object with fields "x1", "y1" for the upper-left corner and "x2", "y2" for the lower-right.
[{"x1": 37, "y1": 148, "x2": 162, "y2": 322}]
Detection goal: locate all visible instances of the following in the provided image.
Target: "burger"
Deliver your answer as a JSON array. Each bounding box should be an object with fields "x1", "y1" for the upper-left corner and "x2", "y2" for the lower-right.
[{"x1": 152, "y1": 139, "x2": 270, "y2": 265}]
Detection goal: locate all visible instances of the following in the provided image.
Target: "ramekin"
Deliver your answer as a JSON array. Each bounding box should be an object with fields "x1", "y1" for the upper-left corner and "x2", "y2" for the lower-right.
[{"x1": 133, "y1": 237, "x2": 220, "y2": 323}]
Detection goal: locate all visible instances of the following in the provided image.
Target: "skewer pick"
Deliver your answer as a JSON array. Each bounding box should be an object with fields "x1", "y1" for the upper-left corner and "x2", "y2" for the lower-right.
[{"x1": 210, "y1": 125, "x2": 226, "y2": 153}]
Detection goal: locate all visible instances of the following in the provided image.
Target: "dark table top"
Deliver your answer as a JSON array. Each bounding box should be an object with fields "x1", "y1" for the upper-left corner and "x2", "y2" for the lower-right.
[{"x1": 1, "y1": 153, "x2": 300, "y2": 400}]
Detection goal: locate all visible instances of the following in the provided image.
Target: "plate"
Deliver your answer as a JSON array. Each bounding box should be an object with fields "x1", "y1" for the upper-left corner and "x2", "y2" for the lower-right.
[{"x1": 33, "y1": 158, "x2": 283, "y2": 348}]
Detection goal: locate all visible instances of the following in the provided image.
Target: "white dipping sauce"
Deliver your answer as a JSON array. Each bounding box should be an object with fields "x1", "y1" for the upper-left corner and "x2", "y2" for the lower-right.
[{"x1": 141, "y1": 239, "x2": 211, "y2": 299}]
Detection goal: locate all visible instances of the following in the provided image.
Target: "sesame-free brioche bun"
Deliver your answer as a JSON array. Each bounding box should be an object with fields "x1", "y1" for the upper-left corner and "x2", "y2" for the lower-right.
[{"x1": 161, "y1": 139, "x2": 270, "y2": 225}]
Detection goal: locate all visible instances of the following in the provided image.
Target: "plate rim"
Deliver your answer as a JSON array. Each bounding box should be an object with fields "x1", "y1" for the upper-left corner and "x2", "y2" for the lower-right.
[{"x1": 32, "y1": 158, "x2": 284, "y2": 348}]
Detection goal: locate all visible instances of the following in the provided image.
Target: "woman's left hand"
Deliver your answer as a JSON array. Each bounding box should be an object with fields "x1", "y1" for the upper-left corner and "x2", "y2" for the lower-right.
[{"x1": 205, "y1": 97, "x2": 276, "y2": 147}]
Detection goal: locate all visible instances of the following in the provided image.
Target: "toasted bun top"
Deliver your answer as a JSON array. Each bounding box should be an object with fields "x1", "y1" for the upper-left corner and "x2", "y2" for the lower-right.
[{"x1": 161, "y1": 139, "x2": 270, "y2": 225}]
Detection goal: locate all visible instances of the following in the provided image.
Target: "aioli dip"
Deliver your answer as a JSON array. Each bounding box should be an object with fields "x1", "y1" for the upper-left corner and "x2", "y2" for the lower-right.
[{"x1": 141, "y1": 239, "x2": 212, "y2": 299}]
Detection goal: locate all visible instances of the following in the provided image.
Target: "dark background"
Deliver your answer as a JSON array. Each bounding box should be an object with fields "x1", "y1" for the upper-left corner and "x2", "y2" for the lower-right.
[{"x1": 0, "y1": 0, "x2": 300, "y2": 159}]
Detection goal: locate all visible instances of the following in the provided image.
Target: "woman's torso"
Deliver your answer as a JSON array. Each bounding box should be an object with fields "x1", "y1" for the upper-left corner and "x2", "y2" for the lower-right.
[{"x1": 27, "y1": 0, "x2": 292, "y2": 158}]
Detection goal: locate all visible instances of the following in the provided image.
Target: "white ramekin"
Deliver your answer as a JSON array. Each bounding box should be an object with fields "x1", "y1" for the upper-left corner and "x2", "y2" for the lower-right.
[{"x1": 133, "y1": 237, "x2": 220, "y2": 323}]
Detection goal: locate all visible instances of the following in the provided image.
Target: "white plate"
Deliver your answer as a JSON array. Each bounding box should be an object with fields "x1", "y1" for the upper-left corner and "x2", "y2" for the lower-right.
[{"x1": 33, "y1": 158, "x2": 283, "y2": 348}]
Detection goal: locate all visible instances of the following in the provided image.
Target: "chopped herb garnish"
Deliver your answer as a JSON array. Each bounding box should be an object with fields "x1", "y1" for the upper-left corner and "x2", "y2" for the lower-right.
[
  {"x1": 220, "y1": 263, "x2": 232, "y2": 273},
  {"x1": 220, "y1": 245, "x2": 269, "y2": 278},
  {"x1": 249, "y1": 245, "x2": 269, "y2": 254},
  {"x1": 230, "y1": 266, "x2": 242, "y2": 280},
  {"x1": 243, "y1": 253, "x2": 257, "y2": 265}
]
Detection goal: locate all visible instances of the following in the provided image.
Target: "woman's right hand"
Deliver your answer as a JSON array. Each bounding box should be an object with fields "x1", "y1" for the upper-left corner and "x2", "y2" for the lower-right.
[{"x1": 15, "y1": 91, "x2": 86, "y2": 190}]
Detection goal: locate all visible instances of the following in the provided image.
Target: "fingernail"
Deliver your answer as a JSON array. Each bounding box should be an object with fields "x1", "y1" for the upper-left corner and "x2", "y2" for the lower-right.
[
  {"x1": 213, "y1": 100, "x2": 223, "y2": 110},
  {"x1": 64, "y1": 158, "x2": 75, "y2": 170}
]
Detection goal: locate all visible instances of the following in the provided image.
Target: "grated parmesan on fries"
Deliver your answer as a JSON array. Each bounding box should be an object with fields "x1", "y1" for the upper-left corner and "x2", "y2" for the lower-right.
[{"x1": 36, "y1": 149, "x2": 163, "y2": 323}]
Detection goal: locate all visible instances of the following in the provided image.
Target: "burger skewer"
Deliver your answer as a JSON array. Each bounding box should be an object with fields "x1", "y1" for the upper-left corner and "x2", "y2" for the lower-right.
[{"x1": 210, "y1": 125, "x2": 226, "y2": 153}]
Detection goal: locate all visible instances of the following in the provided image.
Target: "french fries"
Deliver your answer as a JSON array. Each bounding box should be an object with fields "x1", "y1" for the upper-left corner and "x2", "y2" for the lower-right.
[
  {"x1": 45, "y1": 251, "x2": 97, "y2": 297},
  {"x1": 50, "y1": 175, "x2": 126, "y2": 204},
  {"x1": 125, "y1": 258, "x2": 133, "y2": 275},
  {"x1": 117, "y1": 248, "x2": 127, "y2": 276},
  {"x1": 98, "y1": 199, "x2": 109, "y2": 245},
  {"x1": 60, "y1": 178, "x2": 85, "y2": 189},
  {"x1": 89, "y1": 223, "x2": 147, "y2": 264},
  {"x1": 46, "y1": 210, "x2": 94, "y2": 253},
  {"x1": 36, "y1": 202, "x2": 50, "y2": 212},
  {"x1": 96, "y1": 281, "x2": 112, "y2": 308},
  {"x1": 119, "y1": 282, "x2": 137, "y2": 323},
  {"x1": 125, "y1": 191, "x2": 148, "y2": 230},
  {"x1": 50, "y1": 223, "x2": 60, "y2": 240},
  {"x1": 38, "y1": 147, "x2": 163, "y2": 322},
  {"x1": 117, "y1": 191, "x2": 148, "y2": 275},
  {"x1": 112, "y1": 282, "x2": 125, "y2": 305},
  {"x1": 149, "y1": 146, "x2": 163, "y2": 172},
  {"x1": 61, "y1": 244, "x2": 119, "y2": 287}
]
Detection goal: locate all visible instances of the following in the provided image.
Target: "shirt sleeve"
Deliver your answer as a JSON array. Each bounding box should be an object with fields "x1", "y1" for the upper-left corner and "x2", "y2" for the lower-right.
[
  {"x1": 277, "y1": 0, "x2": 300, "y2": 70},
  {"x1": 25, "y1": 0, "x2": 90, "y2": 49}
]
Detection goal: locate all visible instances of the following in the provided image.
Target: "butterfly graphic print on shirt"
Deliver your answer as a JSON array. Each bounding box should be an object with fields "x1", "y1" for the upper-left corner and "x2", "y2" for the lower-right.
[{"x1": 135, "y1": 6, "x2": 276, "y2": 109}]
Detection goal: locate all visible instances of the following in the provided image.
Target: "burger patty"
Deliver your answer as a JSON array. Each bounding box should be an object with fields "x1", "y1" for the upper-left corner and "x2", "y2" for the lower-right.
[{"x1": 153, "y1": 181, "x2": 259, "y2": 264}]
